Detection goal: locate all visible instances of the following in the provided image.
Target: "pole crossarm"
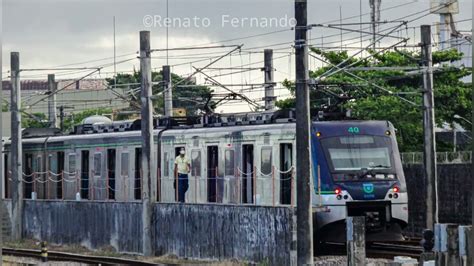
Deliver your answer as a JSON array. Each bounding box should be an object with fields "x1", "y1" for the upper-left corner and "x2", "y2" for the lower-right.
[
  {"x1": 314, "y1": 38, "x2": 409, "y2": 81},
  {"x1": 309, "y1": 23, "x2": 405, "y2": 40},
  {"x1": 194, "y1": 67, "x2": 262, "y2": 110},
  {"x1": 315, "y1": 22, "x2": 408, "y2": 80}
]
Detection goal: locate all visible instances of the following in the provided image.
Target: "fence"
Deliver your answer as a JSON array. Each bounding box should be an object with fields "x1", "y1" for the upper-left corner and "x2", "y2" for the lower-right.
[
  {"x1": 403, "y1": 163, "x2": 472, "y2": 237},
  {"x1": 5, "y1": 165, "x2": 297, "y2": 207},
  {"x1": 401, "y1": 151, "x2": 471, "y2": 164}
]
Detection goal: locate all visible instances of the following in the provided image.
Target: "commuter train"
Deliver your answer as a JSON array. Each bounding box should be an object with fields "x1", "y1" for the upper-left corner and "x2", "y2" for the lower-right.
[{"x1": 1, "y1": 111, "x2": 408, "y2": 243}]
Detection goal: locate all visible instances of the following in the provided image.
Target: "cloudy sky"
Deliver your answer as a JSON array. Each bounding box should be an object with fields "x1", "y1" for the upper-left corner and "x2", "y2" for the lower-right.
[{"x1": 1, "y1": 0, "x2": 472, "y2": 112}]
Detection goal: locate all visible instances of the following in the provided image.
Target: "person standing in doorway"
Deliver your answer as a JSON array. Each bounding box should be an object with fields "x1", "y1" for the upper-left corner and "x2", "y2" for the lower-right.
[{"x1": 174, "y1": 148, "x2": 190, "y2": 202}]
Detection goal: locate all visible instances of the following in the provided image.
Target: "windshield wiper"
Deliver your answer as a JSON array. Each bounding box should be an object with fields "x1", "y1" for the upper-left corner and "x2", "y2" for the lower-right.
[
  {"x1": 369, "y1": 164, "x2": 391, "y2": 169},
  {"x1": 358, "y1": 167, "x2": 373, "y2": 179},
  {"x1": 358, "y1": 165, "x2": 390, "y2": 179}
]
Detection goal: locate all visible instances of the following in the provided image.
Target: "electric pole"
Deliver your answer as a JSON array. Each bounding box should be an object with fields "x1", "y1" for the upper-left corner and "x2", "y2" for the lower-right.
[
  {"x1": 163, "y1": 65, "x2": 172, "y2": 117},
  {"x1": 369, "y1": 0, "x2": 381, "y2": 49},
  {"x1": 139, "y1": 30, "x2": 155, "y2": 256},
  {"x1": 421, "y1": 25, "x2": 437, "y2": 230},
  {"x1": 438, "y1": 0, "x2": 452, "y2": 51},
  {"x1": 263, "y1": 49, "x2": 275, "y2": 111},
  {"x1": 10, "y1": 52, "x2": 23, "y2": 241},
  {"x1": 295, "y1": 0, "x2": 313, "y2": 264},
  {"x1": 0, "y1": 37, "x2": 3, "y2": 262},
  {"x1": 48, "y1": 74, "x2": 58, "y2": 128}
]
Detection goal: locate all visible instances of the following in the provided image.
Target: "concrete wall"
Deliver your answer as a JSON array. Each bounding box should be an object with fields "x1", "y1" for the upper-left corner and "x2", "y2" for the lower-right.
[
  {"x1": 153, "y1": 204, "x2": 293, "y2": 264},
  {"x1": 19, "y1": 201, "x2": 294, "y2": 264},
  {"x1": 22, "y1": 201, "x2": 143, "y2": 253},
  {"x1": 403, "y1": 163, "x2": 472, "y2": 236}
]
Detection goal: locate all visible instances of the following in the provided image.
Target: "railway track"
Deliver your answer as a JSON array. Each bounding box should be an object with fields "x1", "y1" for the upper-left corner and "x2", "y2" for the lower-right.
[
  {"x1": 368, "y1": 242, "x2": 423, "y2": 259},
  {"x1": 317, "y1": 240, "x2": 423, "y2": 259},
  {"x1": 2, "y1": 248, "x2": 165, "y2": 265}
]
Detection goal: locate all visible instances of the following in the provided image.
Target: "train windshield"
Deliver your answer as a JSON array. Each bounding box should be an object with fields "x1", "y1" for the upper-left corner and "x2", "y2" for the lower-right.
[{"x1": 320, "y1": 135, "x2": 395, "y2": 179}]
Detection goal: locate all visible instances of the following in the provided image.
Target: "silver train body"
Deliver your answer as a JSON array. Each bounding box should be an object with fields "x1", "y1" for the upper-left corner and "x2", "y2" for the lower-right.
[{"x1": 1, "y1": 120, "x2": 408, "y2": 242}]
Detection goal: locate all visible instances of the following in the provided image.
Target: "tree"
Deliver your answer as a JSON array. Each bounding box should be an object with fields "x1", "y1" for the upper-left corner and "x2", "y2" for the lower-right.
[
  {"x1": 276, "y1": 48, "x2": 472, "y2": 152},
  {"x1": 22, "y1": 112, "x2": 48, "y2": 128},
  {"x1": 106, "y1": 70, "x2": 215, "y2": 116}
]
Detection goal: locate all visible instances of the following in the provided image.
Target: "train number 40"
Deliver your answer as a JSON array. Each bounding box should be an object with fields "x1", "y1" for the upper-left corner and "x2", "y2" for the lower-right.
[{"x1": 348, "y1": 127, "x2": 360, "y2": 134}]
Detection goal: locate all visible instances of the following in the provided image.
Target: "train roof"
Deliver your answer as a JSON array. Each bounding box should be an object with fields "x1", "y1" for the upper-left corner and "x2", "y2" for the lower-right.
[
  {"x1": 3, "y1": 122, "x2": 296, "y2": 146},
  {"x1": 3, "y1": 120, "x2": 396, "y2": 146}
]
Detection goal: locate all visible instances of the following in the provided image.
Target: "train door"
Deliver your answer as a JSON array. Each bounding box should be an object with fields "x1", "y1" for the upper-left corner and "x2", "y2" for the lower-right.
[
  {"x1": 207, "y1": 146, "x2": 218, "y2": 203},
  {"x1": 80, "y1": 150, "x2": 90, "y2": 199},
  {"x1": 242, "y1": 144, "x2": 254, "y2": 204},
  {"x1": 107, "y1": 149, "x2": 116, "y2": 200},
  {"x1": 24, "y1": 153, "x2": 33, "y2": 199},
  {"x1": 174, "y1": 146, "x2": 185, "y2": 202},
  {"x1": 280, "y1": 143, "x2": 293, "y2": 205},
  {"x1": 57, "y1": 152, "x2": 64, "y2": 199},
  {"x1": 134, "y1": 148, "x2": 142, "y2": 200}
]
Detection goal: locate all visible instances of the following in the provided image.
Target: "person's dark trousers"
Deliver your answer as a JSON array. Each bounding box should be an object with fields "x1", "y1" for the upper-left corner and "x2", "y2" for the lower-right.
[{"x1": 175, "y1": 173, "x2": 189, "y2": 202}]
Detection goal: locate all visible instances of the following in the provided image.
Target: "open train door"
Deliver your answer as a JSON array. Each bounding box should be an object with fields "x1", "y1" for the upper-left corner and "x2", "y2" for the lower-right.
[
  {"x1": 207, "y1": 146, "x2": 218, "y2": 202},
  {"x1": 242, "y1": 144, "x2": 254, "y2": 204}
]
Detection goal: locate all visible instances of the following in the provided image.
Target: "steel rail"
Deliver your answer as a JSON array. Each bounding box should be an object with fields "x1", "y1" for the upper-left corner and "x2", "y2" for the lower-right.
[{"x1": 2, "y1": 248, "x2": 165, "y2": 265}]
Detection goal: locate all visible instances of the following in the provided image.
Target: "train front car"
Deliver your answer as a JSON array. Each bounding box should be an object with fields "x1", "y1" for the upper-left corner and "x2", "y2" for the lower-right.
[{"x1": 311, "y1": 120, "x2": 408, "y2": 243}]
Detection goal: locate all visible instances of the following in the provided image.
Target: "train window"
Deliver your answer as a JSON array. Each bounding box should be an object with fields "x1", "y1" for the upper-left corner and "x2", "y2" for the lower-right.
[
  {"x1": 191, "y1": 150, "x2": 201, "y2": 177},
  {"x1": 121, "y1": 152, "x2": 129, "y2": 177},
  {"x1": 225, "y1": 150, "x2": 234, "y2": 176},
  {"x1": 68, "y1": 154, "x2": 76, "y2": 177},
  {"x1": 93, "y1": 153, "x2": 102, "y2": 177},
  {"x1": 35, "y1": 156, "x2": 42, "y2": 173},
  {"x1": 279, "y1": 143, "x2": 293, "y2": 205},
  {"x1": 49, "y1": 154, "x2": 57, "y2": 175},
  {"x1": 24, "y1": 153, "x2": 33, "y2": 199},
  {"x1": 48, "y1": 154, "x2": 56, "y2": 199},
  {"x1": 321, "y1": 136, "x2": 394, "y2": 179},
  {"x1": 260, "y1": 147, "x2": 272, "y2": 175},
  {"x1": 163, "y1": 152, "x2": 169, "y2": 177}
]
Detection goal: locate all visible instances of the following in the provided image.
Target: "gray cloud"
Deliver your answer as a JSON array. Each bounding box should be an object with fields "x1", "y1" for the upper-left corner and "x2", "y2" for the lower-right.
[{"x1": 2, "y1": 0, "x2": 472, "y2": 112}]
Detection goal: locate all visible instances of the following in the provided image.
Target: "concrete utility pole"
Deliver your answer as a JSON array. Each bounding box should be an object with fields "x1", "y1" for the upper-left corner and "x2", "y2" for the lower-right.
[
  {"x1": 295, "y1": 0, "x2": 314, "y2": 264},
  {"x1": 10, "y1": 52, "x2": 23, "y2": 241},
  {"x1": 263, "y1": 49, "x2": 275, "y2": 111},
  {"x1": 48, "y1": 74, "x2": 57, "y2": 128},
  {"x1": 139, "y1": 31, "x2": 155, "y2": 256},
  {"x1": 163, "y1": 65, "x2": 172, "y2": 116},
  {"x1": 347, "y1": 217, "x2": 366, "y2": 266},
  {"x1": 420, "y1": 25, "x2": 437, "y2": 230},
  {"x1": 438, "y1": 0, "x2": 452, "y2": 51},
  {"x1": 0, "y1": 39, "x2": 3, "y2": 262},
  {"x1": 369, "y1": 0, "x2": 381, "y2": 49}
]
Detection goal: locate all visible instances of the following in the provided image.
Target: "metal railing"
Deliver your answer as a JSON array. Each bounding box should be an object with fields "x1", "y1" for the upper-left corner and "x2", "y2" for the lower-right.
[{"x1": 401, "y1": 151, "x2": 472, "y2": 164}]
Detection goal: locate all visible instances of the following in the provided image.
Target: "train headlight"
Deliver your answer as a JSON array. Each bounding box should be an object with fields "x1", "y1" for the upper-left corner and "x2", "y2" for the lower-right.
[
  {"x1": 316, "y1": 132, "x2": 322, "y2": 137},
  {"x1": 385, "y1": 130, "x2": 391, "y2": 136},
  {"x1": 334, "y1": 187, "x2": 342, "y2": 195},
  {"x1": 393, "y1": 193, "x2": 399, "y2": 199},
  {"x1": 392, "y1": 186, "x2": 400, "y2": 193}
]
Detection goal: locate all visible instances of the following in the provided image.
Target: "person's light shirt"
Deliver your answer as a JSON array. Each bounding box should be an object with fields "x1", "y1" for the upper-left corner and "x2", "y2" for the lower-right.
[{"x1": 175, "y1": 156, "x2": 190, "y2": 174}]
